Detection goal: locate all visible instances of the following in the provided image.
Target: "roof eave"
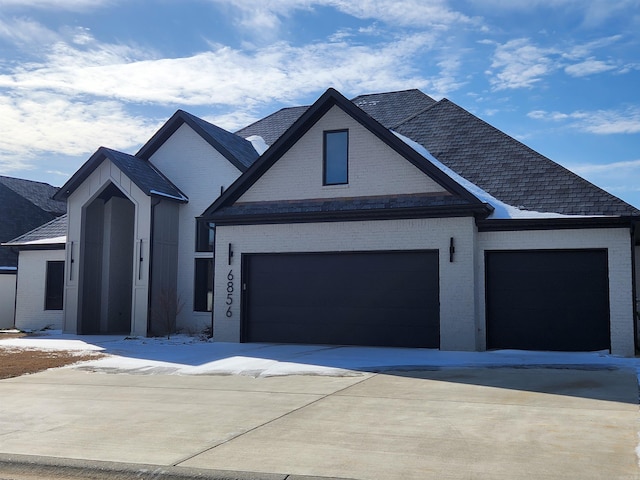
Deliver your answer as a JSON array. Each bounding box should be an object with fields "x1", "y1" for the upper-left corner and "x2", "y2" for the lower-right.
[{"x1": 477, "y1": 216, "x2": 638, "y2": 232}]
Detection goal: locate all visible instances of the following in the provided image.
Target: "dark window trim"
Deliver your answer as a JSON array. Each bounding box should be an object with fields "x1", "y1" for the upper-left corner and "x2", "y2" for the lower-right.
[
  {"x1": 323, "y1": 129, "x2": 349, "y2": 186},
  {"x1": 44, "y1": 260, "x2": 64, "y2": 311},
  {"x1": 195, "y1": 220, "x2": 215, "y2": 252}
]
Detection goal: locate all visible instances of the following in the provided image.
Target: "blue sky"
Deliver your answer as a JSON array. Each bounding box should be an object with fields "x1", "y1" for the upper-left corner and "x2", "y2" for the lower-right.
[{"x1": 0, "y1": 0, "x2": 639, "y2": 208}]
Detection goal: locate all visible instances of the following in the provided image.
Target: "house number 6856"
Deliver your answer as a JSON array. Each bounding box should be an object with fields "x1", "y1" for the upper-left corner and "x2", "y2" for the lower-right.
[{"x1": 225, "y1": 269, "x2": 234, "y2": 317}]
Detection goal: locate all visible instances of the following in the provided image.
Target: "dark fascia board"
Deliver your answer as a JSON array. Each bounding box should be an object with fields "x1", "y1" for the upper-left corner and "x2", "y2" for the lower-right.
[
  {"x1": 477, "y1": 216, "x2": 638, "y2": 232},
  {"x1": 207, "y1": 203, "x2": 490, "y2": 226},
  {"x1": 136, "y1": 110, "x2": 249, "y2": 172},
  {"x1": 53, "y1": 147, "x2": 111, "y2": 201},
  {"x1": 53, "y1": 147, "x2": 188, "y2": 203},
  {"x1": 201, "y1": 87, "x2": 490, "y2": 219},
  {"x1": 6, "y1": 244, "x2": 66, "y2": 251}
]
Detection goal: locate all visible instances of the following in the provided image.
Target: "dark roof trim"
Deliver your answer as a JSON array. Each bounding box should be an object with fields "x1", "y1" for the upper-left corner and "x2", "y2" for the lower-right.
[
  {"x1": 477, "y1": 216, "x2": 636, "y2": 232},
  {"x1": 136, "y1": 110, "x2": 254, "y2": 171},
  {"x1": 202, "y1": 88, "x2": 487, "y2": 218},
  {"x1": 206, "y1": 204, "x2": 490, "y2": 226},
  {"x1": 54, "y1": 147, "x2": 187, "y2": 203},
  {"x1": 7, "y1": 243, "x2": 66, "y2": 252}
]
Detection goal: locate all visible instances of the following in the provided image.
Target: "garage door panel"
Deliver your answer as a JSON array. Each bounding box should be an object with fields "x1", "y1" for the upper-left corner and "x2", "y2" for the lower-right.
[
  {"x1": 486, "y1": 250, "x2": 610, "y2": 352},
  {"x1": 243, "y1": 251, "x2": 439, "y2": 348}
]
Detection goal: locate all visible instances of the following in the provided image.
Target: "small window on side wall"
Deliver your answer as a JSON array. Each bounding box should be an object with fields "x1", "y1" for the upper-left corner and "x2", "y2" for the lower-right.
[
  {"x1": 323, "y1": 130, "x2": 348, "y2": 185},
  {"x1": 196, "y1": 220, "x2": 215, "y2": 252},
  {"x1": 194, "y1": 258, "x2": 213, "y2": 312},
  {"x1": 45, "y1": 261, "x2": 64, "y2": 310}
]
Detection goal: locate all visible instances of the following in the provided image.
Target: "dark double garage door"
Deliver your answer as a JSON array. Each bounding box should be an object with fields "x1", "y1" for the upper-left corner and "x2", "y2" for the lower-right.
[
  {"x1": 242, "y1": 251, "x2": 440, "y2": 348},
  {"x1": 486, "y1": 250, "x2": 611, "y2": 352}
]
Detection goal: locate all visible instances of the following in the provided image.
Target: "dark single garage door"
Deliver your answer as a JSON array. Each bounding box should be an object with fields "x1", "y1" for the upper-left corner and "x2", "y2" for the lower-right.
[
  {"x1": 242, "y1": 251, "x2": 439, "y2": 348},
  {"x1": 486, "y1": 249, "x2": 610, "y2": 352}
]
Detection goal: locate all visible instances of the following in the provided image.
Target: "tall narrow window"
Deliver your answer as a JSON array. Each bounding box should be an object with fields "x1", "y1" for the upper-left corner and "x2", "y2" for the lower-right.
[
  {"x1": 196, "y1": 220, "x2": 215, "y2": 252},
  {"x1": 194, "y1": 258, "x2": 213, "y2": 312},
  {"x1": 45, "y1": 261, "x2": 64, "y2": 310},
  {"x1": 323, "y1": 130, "x2": 348, "y2": 185}
]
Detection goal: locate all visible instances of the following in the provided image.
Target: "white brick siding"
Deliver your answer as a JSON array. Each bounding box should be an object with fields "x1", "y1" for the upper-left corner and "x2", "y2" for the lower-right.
[
  {"x1": 14, "y1": 250, "x2": 65, "y2": 331},
  {"x1": 214, "y1": 217, "x2": 478, "y2": 351},
  {"x1": 149, "y1": 124, "x2": 243, "y2": 333},
  {"x1": 477, "y1": 227, "x2": 635, "y2": 357},
  {"x1": 238, "y1": 106, "x2": 447, "y2": 203}
]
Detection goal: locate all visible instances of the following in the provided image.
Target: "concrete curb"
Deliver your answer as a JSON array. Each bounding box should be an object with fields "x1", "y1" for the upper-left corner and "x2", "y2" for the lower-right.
[{"x1": 0, "y1": 453, "x2": 355, "y2": 480}]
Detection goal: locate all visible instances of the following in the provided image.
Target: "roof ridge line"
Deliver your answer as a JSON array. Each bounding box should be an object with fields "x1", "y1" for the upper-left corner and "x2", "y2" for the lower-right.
[{"x1": 389, "y1": 99, "x2": 444, "y2": 130}]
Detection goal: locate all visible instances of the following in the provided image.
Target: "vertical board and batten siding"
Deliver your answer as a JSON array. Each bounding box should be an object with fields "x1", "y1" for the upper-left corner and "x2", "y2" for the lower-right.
[
  {"x1": 14, "y1": 250, "x2": 65, "y2": 331},
  {"x1": 238, "y1": 105, "x2": 448, "y2": 203},
  {"x1": 64, "y1": 158, "x2": 152, "y2": 336},
  {"x1": 214, "y1": 217, "x2": 478, "y2": 351},
  {"x1": 477, "y1": 228, "x2": 635, "y2": 357},
  {"x1": 148, "y1": 124, "x2": 244, "y2": 332}
]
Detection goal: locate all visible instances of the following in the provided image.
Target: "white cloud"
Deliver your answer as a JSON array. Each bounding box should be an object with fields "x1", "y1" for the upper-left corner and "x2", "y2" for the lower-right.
[
  {"x1": 564, "y1": 58, "x2": 617, "y2": 77},
  {"x1": 488, "y1": 38, "x2": 558, "y2": 90},
  {"x1": 0, "y1": 16, "x2": 60, "y2": 46},
  {"x1": 527, "y1": 107, "x2": 640, "y2": 134},
  {"x1": 206, "y1": 0, "x2": 475, "y2": 35},
  {"x1": 0, "y1": 0, "x2": 113, "y2": 10},
  {"x1": 466, "y1": 0, "x2": 639, "y2": 26},
  {"x1": 0, "y1": 32, "x2": 441, "y2": 107},
  {"x1": 0, "y1": 26, "x2": 460, "y2": 164},
  {"x1": 0, "y1": 92, "x2": 157, "y2": 160}
]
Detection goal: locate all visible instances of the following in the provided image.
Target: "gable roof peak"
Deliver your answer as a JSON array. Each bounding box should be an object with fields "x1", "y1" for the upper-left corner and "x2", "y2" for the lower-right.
[{"x1": 137, "y1": 109, "x2": 259, "y2": 171}]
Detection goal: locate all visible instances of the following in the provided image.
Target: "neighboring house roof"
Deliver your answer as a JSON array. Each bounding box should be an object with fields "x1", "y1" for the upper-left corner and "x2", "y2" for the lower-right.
[
  {"x1": 204, "y1": 88, "x2": 491, "y2": 224},
  {"x1": 0, "y1": 175, "x2": 65, "y2": 216},
  {"x1": 393, "y1": 99, "x2": 640, "y2": 217},
  {"x1": 137, "y1": 109, "x2": 259, "y2": 170},
  {"x1": 54, "y1": 147, "x2": 188, "y2": 203},
  {"x1": 3, "y1": 214, "x2": 67, "y2": 249},
  {"x1": 0, "y1": 176, "x2": 65, "y2": 267}
]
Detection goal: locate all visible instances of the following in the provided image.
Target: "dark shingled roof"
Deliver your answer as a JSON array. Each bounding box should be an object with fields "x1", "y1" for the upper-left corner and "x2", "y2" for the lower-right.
[
  {"x1": 54, "y1": 147, "x2": 188, "y2": 203},
  {"x1": 236, "y1": 106, "x2": 310, "y2": 146},
  {"x1": 394, "y1": 99, "x2": 640, "y2": 216},
  {"x1": 352, "y1": 89, "x2": 436, "y2": 128},
  {"x1": 4, "y1": 214, "x2": 67, "y2": 247},
  {"x1": 104, "y1": 148, "x2": 188, "y2": 201},
  {"x1": 214, "y1": 193, "x2": 472, "y2": 219},
  {"x1": 235, "y1": 90, "x2": 437, "y2": 146},
  {"x1": 0, "y1": 176, "x2": 65, "y2": 215},
  {"x1": 0, "y1": 176, "x2": 65, "y2": 266},
  {"x1": 138, "y1": 110, "x2": 259, "y2": 170}
]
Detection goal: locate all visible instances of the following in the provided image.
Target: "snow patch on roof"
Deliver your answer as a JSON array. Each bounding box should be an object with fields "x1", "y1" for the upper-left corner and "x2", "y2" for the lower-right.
[
  {"x1": 246, "y1": 135, "x2": 269, "y2": 155},
  {"x1": 392, "y1": 131, "x2": 605, "y2": 220},
  {"x1": 149, "y1": 189, "x2": 188, "y2": 201}
]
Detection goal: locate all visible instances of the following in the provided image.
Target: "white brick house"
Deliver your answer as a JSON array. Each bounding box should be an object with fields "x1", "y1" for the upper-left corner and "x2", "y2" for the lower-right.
[{"x1": 6, "y1": 88, "x2": 640, "y2": 356}]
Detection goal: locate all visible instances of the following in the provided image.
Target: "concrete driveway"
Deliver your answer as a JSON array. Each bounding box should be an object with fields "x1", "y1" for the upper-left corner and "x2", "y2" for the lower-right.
[{"x1": 0, "y1": 365, "x2": 638, "y2": 479}]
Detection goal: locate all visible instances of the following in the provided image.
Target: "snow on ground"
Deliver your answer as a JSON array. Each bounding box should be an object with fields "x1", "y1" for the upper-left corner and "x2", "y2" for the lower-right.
[{"x1": 1, "y1": 330, "x2": 639, "y2": 378}]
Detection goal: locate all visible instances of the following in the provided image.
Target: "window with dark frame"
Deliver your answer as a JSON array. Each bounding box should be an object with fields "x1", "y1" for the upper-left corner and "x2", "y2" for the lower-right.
[
  {"x1": 194, "y1": 258, "x2": 213, "y2": 312},
  {"x1": 196, "y1": 220, "x2": 215, "y2": 252},
  {"x1": 45, "y1": 261, "x2": 64, "y2": 310},
  {"x1": 323, "y1": 130, "x2": 348, "y2": 185}
]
